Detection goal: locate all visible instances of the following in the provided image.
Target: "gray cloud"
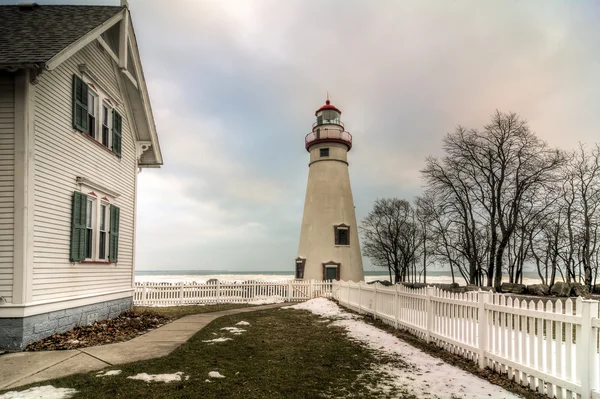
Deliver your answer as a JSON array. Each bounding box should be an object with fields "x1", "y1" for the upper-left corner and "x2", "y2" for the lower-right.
[{"x1": 14, "y1": 0, "x2": 600, "y2": 271}]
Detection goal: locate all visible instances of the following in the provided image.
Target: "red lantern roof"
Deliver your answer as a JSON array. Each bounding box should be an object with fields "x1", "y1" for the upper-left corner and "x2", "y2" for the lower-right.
[{"x1": 315, "y1": 100, "x2": 341, "y2": 116}]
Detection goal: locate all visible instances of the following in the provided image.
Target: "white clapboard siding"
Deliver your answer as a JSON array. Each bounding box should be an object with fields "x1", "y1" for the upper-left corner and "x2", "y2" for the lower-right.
[
  {"x1": 32, "y1": 42, "x2": 136, "y2": 302},
  {"x1": 0, "y1": 72, "x2": 14, "y2": 304}
]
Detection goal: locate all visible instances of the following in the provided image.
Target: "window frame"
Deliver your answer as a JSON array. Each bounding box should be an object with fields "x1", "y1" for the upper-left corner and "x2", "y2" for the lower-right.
[
  {"x1": 295, "y1": 257, "x2": 306, "y2": 279},
  {"x1": 101, "y1": 102, "x2": 113, "y2": 148},
  {"x1": 334, "y1": 224, "x2": 350, "y2": 246},
  {"x1": 322, "y1": 261, "x2": 341, "y2": 281},
  {"x1": 87, "y1": 90, "x2": 98, "y2": 139},
  {"x1": 79, "y1": 75, "x2": 117, "y2": 153},
  {"x1": 98, "y1": 202, "x2": 110, "y2": 261},
  {"x1": 84, "y1": 196, "x2": 95, "y2": 260},
  {"x1": 79, "y1": 185, "x2": 116, "y2": 264},
  {"x1": 320, "y1": 147, "x2": 329, "y2": 157}
]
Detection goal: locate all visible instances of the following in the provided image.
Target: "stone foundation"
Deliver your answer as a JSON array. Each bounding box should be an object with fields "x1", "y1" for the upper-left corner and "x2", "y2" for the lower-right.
[{"x1": 0, "y1": 297, "x2": 132, "y2": 351}]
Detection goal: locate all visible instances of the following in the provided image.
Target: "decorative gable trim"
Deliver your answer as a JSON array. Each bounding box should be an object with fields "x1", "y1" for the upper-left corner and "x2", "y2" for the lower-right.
[{"x1": 46, "y1": 10, "x2": 125, "y2": 71}]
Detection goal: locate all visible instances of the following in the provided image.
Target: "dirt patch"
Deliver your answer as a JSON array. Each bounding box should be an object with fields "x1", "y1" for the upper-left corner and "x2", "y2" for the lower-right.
[{"x1": 25, "y1": 310, "x2": 171, "y2": 351}]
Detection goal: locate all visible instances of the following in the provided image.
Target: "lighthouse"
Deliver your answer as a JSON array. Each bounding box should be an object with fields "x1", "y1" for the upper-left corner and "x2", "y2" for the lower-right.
[{"x1": 295, "y1": 98, "x2": 365, "y2": 282}]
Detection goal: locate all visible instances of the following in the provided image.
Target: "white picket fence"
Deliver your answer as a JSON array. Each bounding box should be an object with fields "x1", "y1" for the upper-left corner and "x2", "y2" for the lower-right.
[
  {"x1": 333, "y1": 280, "x2": 600, "y2": 399},
  {"x1": 134, "y1": 280, "x2": 333, "y2": 306}
]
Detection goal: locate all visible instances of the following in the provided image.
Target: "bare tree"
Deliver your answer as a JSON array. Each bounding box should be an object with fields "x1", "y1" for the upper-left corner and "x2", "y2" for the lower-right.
[
  {"x1": 422, "y1": 111, "x2": 564, "y2": 289},
  {"x1": 360, "y1": 198, "x2": 422, "y2": 283}
]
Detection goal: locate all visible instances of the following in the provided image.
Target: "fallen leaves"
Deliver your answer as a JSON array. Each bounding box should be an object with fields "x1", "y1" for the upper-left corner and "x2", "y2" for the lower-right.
[{"x1": 25, "y1": 311, "x2": 171, "y2": 351}]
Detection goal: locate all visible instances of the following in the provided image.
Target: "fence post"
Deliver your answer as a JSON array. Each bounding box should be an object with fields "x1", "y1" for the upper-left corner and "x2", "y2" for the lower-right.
[
  {"x1": 426, "y1": 286, "x2": 435, "y2": 343},
  {"x1": 142, "y1": 281, "x2": 147, "y2": 306},
  {"x1": 288, "y1": 280, "x2": 293, "y2": 302},
  {"x1": 373, "y1": 283, "x2": 378, "y2": 320},
  {"x1": 216, "y1": 280, "x2": 221, "y2": 304},
  {"x1": 179, "y1": 281, "x2": 184, "y2": 305},
  {"x1": 578, "y1": 299, "x2": 599, "y2": 398},
  {"x1": 477, "y1": 291, "x2": 490, "y2": 369},
  {"x1": 394, "y1": 284, "x2": 399, "y2": 329},
  {"x1": 358, "y1": 281, "x2": 362, "y2": 314},
  {"x1": 309, "y1": 279, "x2": 314, "y2": 299}
]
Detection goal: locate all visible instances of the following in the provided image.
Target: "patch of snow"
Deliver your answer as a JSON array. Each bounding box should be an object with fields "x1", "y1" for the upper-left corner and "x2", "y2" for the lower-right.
[
  {"x1": 283, "y1": 298, "x2": 358, "y2": 320},
  {"x1": 205, "y1": 379, "x2": 211, "y2": 383},
  {"x1": 127, "y1": 372, "x2": 185, "y2": 383},
  {"x1": 202, "y1": 337, "x2": 232, "y2": 343},
  {"x1": 96, "y1": 370, "x2": 122, "y2": 377},
  {"x1": 236, "y1": 321, "x2": 250, "y2": 326},
  {"x1": 0, "y1": 386, "x2": 77, "y2": 399},
  {"x1": 290, "y1": 299, "x2": 520, "y2": 399},
  {"x1": 220, "y1": 327, "x2": 246, "y2": 335},
  {"x1": 208, "y1": 371, "x2": 225, "y2": 379},
  {"x1": 247, "y1": 296, "x2": 284, "y2": 305}
]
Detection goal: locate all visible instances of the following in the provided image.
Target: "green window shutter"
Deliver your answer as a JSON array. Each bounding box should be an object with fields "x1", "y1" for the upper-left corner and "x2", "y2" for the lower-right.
[
  {"x1": 112, "y1": 111, "x2": 123, "y2": 157},
  {"x1": 70, "y1": 192, "x2": 87, "y2": 262},
  {"x1": 72, "y1": 75, "x2": 88, "y2": 133},
  {"x1": 109, "y1": 205, "x2": 120, "y2": 263}
]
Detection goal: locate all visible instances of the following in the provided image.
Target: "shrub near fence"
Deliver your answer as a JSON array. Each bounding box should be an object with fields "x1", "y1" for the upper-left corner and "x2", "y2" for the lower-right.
[
  {"x1": 134, "y1": 280, "x2": 333, "y2": 306},
  {"x1": 332, "y1": 280, "x2": 600, "y2": 399}
]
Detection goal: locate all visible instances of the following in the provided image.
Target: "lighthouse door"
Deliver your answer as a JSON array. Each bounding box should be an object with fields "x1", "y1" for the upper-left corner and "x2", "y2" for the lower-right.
[{"x1": 325, "y1": 266, "x2": 338, "y2": 281}]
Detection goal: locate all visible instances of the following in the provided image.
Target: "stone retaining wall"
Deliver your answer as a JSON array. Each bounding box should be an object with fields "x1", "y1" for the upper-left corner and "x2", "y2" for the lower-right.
[{"x1": 0, "y1": 297, "x2": 132, "y2": 351}]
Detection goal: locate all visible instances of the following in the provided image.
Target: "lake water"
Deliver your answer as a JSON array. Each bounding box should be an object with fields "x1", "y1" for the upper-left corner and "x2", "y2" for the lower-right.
[{"x1": 135, "y1": 269, "x2": 546, "y2": 285}]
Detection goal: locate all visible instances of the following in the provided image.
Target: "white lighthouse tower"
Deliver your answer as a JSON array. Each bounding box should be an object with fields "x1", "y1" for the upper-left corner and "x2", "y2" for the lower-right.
[{"x1": 295, "y1": 98, "x2": 365, "y2": 282}]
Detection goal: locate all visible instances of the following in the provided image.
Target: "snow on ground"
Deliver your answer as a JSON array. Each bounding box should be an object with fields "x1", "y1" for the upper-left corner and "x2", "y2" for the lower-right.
[
  {"x1": 127, "y1": 372, "x2": 185, "y2": 383},
  {"x1": 283, "y1": 297, "x2": 358, "y2": 320},
  {"x1": 285, "y1": 298, "x2": 521, "y2": 399},
  {"x1": 208, "y1": 371, "x2": 225, "y2": 379},
  {"x1": 236, "y1": 321, "x2": 250, "y2": 326},
  {"x1": 202, "y1": 337, "x2": 232, "y2": 344},
  {"x1": 0, "y1": 386, "x2": 77, "y2": 399},
  {"x1": 220, "y1": 327, "x2": 246, "y2": 335},
  {"x1": 247, "y1": 296, "x2": 285, "y2": 305},
  {"x1": 96, "y1": 370, "x2": 122, "y2": 377}
]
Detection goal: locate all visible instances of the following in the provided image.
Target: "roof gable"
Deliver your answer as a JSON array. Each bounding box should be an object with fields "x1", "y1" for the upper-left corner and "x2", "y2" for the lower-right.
[{"x1": 0, "y1": 5, "x2": 123, "y2": 69}]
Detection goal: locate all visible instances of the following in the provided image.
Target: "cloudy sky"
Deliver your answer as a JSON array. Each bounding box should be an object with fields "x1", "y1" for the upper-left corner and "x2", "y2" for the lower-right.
[{"x1": 6, "y1": 0, "x2": 600, "y2": 271}]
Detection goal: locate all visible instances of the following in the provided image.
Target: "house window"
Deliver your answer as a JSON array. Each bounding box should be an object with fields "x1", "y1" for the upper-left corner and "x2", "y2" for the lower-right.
[
  {"x1": 99, "y1": 203, "x2": 108, "y2": 260},
  {"x1": 101, "y1": 103, "x2": 111, "y2": 147},
  {"x1": 70, "y1": 190, "x2": 120, "y2": 263},
  {"x1": 334, "y1": 224, "x2": 350, "y2": 246},
  {"x1": 320, "y1": 148, "x2": 329, "y2": 157},
  {"x1": 85, "y1": 197, "x2": 94, "y2": 259},
  {"x1": 87, "y1": 91, "x2": 97, "y2": 139},
  {"x1": 72, "y1": 74, "x2": 121, "y2": 156},
  {"x1": 295, "y1": 258, "x2": 305, "y2": 279}
]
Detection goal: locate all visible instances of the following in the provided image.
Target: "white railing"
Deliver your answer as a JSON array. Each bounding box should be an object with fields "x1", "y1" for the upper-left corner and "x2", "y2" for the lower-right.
[
  {"x1": 333, "y1": 280, "x2": 600, "y2": 399},
  {"x1": 134, "y1": 280, "x2": 333, "y2": 306}
]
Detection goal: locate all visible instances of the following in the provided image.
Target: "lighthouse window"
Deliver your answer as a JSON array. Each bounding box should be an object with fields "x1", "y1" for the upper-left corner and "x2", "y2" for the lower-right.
[
  {"x1": 295, "y1": 258, "x2": 306, "y2": 279},
  {"x1": 334, "y1": 225, "x2": 350, "y2": 246},
  {"x1": 320, "y1": 148, "x2": 329, "y2": 157}
]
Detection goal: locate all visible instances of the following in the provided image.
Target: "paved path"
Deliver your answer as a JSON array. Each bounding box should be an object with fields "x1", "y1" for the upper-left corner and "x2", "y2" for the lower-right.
[{"x1": 0, "y1": 303, "x2": 288, "y2": 390}]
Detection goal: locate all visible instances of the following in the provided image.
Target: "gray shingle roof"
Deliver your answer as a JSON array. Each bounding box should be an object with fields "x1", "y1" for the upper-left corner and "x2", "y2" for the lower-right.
[{"x1": 0, "y1": 5, "x2": 123, "y2": 69}]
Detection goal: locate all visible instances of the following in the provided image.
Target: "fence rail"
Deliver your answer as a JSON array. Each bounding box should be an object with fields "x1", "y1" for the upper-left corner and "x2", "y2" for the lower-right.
[
  {"x1": 333, "y1": 280, "x2": 600, "y2": 399},
  {"x1": 134, "y1": 280, "x2": 333, "y2": 306}
]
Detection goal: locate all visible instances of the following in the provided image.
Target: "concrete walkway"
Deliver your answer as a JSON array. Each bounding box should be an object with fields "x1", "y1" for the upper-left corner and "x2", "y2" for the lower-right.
[{"x1": 0, "y1": 303, "x2": 288, "y2": 390}]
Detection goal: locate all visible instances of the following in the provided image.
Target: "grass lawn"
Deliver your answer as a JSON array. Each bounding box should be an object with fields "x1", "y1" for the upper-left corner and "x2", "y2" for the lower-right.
[
  {"x1": 134, "y1": 303, "x2": 253, "y2": 320},
  {"x1": 2, "y1": 308, "x2": 409, "y2": 399}
]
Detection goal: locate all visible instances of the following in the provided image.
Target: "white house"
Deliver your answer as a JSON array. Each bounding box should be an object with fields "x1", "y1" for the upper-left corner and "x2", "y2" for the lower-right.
[{"x1": 0, "y1": 2, "x2": 162, "y2": 350}]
